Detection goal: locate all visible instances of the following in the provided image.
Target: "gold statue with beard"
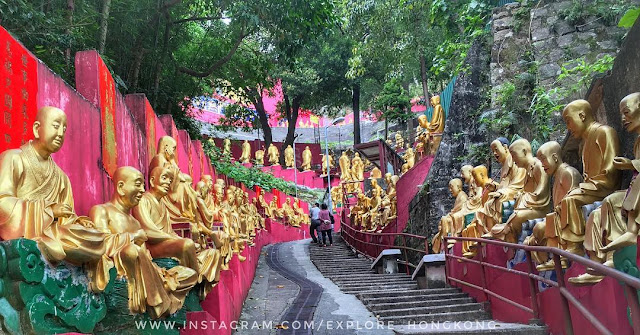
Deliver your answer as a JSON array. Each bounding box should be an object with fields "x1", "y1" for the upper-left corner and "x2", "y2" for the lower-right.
[
  {"x1": 432, "y1": 178, "x2": 468, "y2": 254},
  {"x1": 239, "y1": 140, "x2": 251, "y2": 164},
  {"x1": 301, "y1": 146, "x2": 312, "y2": 171},
  {"x1": 284, "y1": 145, "x2": 295, "y2": 168},
  {"x1": 133, "y1": 167, "x2": 223, "y2": 290},
  {"x1": 351, "y1": 152, "x2": 364, "y2": 181},
  {"x1": 282, "y1": 198, "x2": 300, "y2": 227},
  {"x1": 489, "y1": 139, "x2": 551, "y2": 243},
  {"x1": 90, "y1": 167, "x2": 197, "y2": 318},
  {"x1": 523, "y1": 141, "x2": 581, "y2": 267},
  {"x1": 461, "y1": 165, "x2": 495, "y2": 257},
  {"x1": 0, "y1": 106, "x2": 109, "y2": 292},
  {"x1": 450, "y1": 165, "x2": 483, "y2": 234}
]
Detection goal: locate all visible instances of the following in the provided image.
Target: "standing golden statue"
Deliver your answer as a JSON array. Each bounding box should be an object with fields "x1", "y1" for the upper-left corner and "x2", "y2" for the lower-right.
[
  {"x1": 223, "y1": 138, "x2": 231, "y2": 157},
  {"x1": 301, "y1": 146, "x2": 312, "y2": 171},
  {"x1": 401, "y1": 146, "x2": 415, "y2": 174},
  {"x1": 267, "y1": 144, "x2": 280, "y2": 166},
  {"x1": 427, "y1": 95, "x2": 446, "y2": 155},
  {"x1": 489, "y1": 139, "x2": 551, "y2": 243},
  {"x1": 568, "y1": 93, "x2": 640, "y2": 282},
  {"x1": 523, "y1": 141, "x2": 581, "y2": 267},
  {"x1": 0, "y1": 106, "x2": 110, "y2": 291},
  {"x1": 351, "y1": 152, "x2": 364, "y2": 181},
  {"x1": 476, "y1": 138, "x2": 526, "y2": 232},
  {"x1": 432, "y1": 178, "x2": 468, "y2": 253},
  {"x1": 284, "y1": 145, "x2": 295, "y2": 169},
  {"x1": 321, "y1": 153, "x2": 335, "y2": 176},
  {"x1": 90, "y1": 166, "x2": 198, "y2": 318},
  {"x1": 339, "y1": 151, "x2": 351, "y2": 179},
  {"x1": 395, "y1": 132, "x2": 404, "y2": 150},
  {"x1": 255, "y1": 146, "x2": 265, "y2": 166},
  {"x1": 239, "y1": 140, "x2": 251, "y2": 164}
]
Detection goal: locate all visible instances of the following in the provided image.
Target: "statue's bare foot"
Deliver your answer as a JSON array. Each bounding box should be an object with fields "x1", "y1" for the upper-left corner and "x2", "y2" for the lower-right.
[{"x1": 600, "y1": 232, "x2": 637, "y2": 253}]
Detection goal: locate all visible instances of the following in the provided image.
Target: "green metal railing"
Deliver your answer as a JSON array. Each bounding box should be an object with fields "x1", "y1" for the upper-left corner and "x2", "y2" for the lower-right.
[{"x1": 424, "y1": 76, "x2": 457, "y2": 120}]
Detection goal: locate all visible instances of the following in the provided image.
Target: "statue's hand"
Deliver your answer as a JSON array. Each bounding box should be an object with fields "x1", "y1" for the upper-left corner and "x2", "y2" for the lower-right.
[
  {"x1": 51, "y1": 204, "x2": 74, "y2": 218},
  {"x1": 488, "y1": 191, "x2": 500, "y2": 198},
  {"x1": 613, "y1": 157, "x2": 633, "y2": 170},
  {"x1": 133, "y1": 230, "x2": 148, "y2": 245}
]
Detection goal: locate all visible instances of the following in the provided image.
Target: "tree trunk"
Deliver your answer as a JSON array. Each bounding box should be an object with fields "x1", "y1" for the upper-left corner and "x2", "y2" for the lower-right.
[
  {"x1": 420, "y1": 52, "x2": 430, "y2": 105},
  {"x1": 384, "y1": 116, "x2": 389, "y2": 140},
  {"x1": 251, "y1": 92, "x2": 272, "y2": 149},
  {"x1": 98, "y1": 0, "x2": 112, "y2": 55},
  {"x1": 65, "y1": 0, "x2": 74, "y2": 67},
  {"x1": 352, "y1": 83, "x2": 361, "y2": 144},
  {"x1": 153, "y1": 21, "x2": 172, "y2": 107},
  {"x1": 281, "y1": 95, "x2": 302, "y2": 165}
]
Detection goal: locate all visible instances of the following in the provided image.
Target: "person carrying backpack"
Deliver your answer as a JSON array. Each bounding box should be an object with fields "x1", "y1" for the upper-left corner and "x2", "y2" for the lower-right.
[{"x1": 318, "y1": 204, "x2": 333, "y2": 247}]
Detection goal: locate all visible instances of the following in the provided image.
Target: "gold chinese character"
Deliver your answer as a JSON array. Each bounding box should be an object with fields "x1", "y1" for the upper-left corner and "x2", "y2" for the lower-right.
[
  {"x1": 4, "y1": 94, "x2": 12, "y2": 109},
  {"x1": 4, "y1": 111, "x2": 11, "y2": 124},
  {"x1": 4, "y1": 134, "x2": 10, "y2": 143}
]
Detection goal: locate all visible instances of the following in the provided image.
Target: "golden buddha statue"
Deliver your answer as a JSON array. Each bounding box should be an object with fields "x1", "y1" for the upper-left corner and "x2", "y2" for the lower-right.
[
  {"x1": 352, "y1": 152, "x2": 364, "y2": 181},
  {"x1": 401, "y1": 146, "x2": 415, "y2": 174},
  {"x1": 417, "y1": 115, "x2": 428, "y2": 135},
  {"x1": 461, "y1": 165, "x2": 496, "y2": 257},
  {"x1": 432, "y1": 178, "x2": 468, "y2": 254},
  {"x1": 522, "y1": 141, "x2": 581, "y2": 267},
  {"x1": 284, "y1": 145, "x2": 295, "y2": 169},
  {"x1": 364, "y1": 187, "x2": 383, "y2": 231},
  {"x1": 554, "y1": 100, "x2": 620, "y2": 256},
  {"x1": 223, "y1": 138, "x2": 231, "y2": 157},
  {"x1": 489, "y1": 139, "x2": 551, "y2": 243},
  {"x1": 267, "y1": 196, "x2": 282, "y2": 219},
  {"x1": 427, "y1": 95, "x2": 446, "y2": 155},
  {"x1": 293, "y1": 201, "x2": 309, "y2": 225},
  {"x1": 301, "y1": 146, "x2": 312, "y2": 171},
  {"x1": 267, "y1": 144, "x2": 280, "y2": 166},
  {"x1": 282, "y1": 198, "x2": 300, "y2": 227},
  {"x1": 251, "y1": 198, "x2": 266, "y2": 230},
  {"x1": 90, "y1": 166, "x2": 197, "y2": 318},
  {"x1": 569, "y1": 93, "x2": 640, "y2": 283},
  {"x1": 257, "y1": 189, "x2": 270, "y2": 217},
  {"x1": 255, "y1": 147, "x2": 265, "y2": 166},
  {"x1": 395, "y1": 132, "x2": 404, "y2": 150},
  {"x1": 386, "y1": 174, "x2": 399, "y2": 221},
  {"x1": 386, "y1": 138, "x2": 393, "y2": 147},
  {"x1": 450, "y1": 165, "x2": 484, "y2": 234},
  {"x1": 339, "y1": 151, "x2": 351, "y2": 179},
  {"x1": 331, "y1": 186, "x2": 342, "y2": 211},
  {"x1": 0, "y1": 106, "x2": 109, "y2": 292},
  {"x1": 350, "y1": 193, "x2": 368, "y2": 229},
  {"x1": 321, "y1": 153, "x2": 335, "y2": 176},
  {"x1": 476, "y1": 138, "x2": 526, "y2": 232},
  {"x1": 370, "y1": 167, "x2": 382, "y2": 179},
  {"x1": 239, "y1": 140, "x2": 251, "y2": 164}
]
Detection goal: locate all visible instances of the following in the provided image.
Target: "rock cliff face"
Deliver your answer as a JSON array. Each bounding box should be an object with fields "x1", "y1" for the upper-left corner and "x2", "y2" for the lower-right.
[{"x1": 404, "y1": 38, "x2": 490, "y2": 244}]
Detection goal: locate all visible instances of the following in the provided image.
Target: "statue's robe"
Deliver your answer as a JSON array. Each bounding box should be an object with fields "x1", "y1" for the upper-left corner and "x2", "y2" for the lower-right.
[
  {"x1": 0, "y1": 143, "x2": 110, "y2": 291},
  {"x1": 477, "y1": 155, "x2": 526, "y2": 230},
  {"x1": 432, "y1": 191, "x2": 468, "y2": 254},
  {"x1": 559, "y1": 122, "x2": 620, "y2": 242},
  {"x1": 91, "y1": 203, "x2": 197, "y2": 318}
]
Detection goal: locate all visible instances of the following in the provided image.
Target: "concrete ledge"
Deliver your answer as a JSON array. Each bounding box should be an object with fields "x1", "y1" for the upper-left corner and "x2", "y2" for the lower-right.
[
  {"x1": 371, "y1": 249, "x2": 402, "y2": 274},
  {"x1": 412, "y1": 253, "x2": 447, "y2": 289},
  {"x1": 412, "y1": 254, "x2": 445, "y2": 280}
]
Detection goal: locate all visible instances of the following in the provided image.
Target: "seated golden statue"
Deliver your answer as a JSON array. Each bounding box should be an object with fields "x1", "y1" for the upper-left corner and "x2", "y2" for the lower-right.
[
  {"x1": 239, "y1": 140, "x2": 251, "y2": 164},
  {"x1": 0, "y1": 106, "x2": 109, "y2": 292},
  {"x1": 489, "y1": 139, "x2": 551, "y2": 243},
  {"x1": 432, "y1": 178, "x2": 468, "y2": 254},
  {"x1": 293, "y1": 201, "x2": 309, "y2": 225},
  {"x1": 351, "y1": 152, "x2": 364, "y2": 181},
  {"x1": 218, "y1": 185, "x2": 247, "y2": 261},
  {"x1": 521, "y1": 141, "x2": 581, "y2": 268},
  {"x1": 90, "y1": 166, "x2": 197, "y2": 318},
  {"x1": 363, "y1": 187, "x2": 383, "y2": 231},
  {"x1": 282, "y1": 198, "x2": 300, "y2": 227},
  {"x1": 461, "y1": 165, "x2": 495, "y2": 257},
  {"x1": 223, "y1": 138, "x2": 231, "y2": 157},
  {"x1": 350, "y1": 193, "x2": 368, "y2": 229},
  {"x1": 477, "y1": 138, "x2": 526, "y2": 233},
  {"x1": 395, "y1": 132, "x2": 404, "y2": 150},
  {"x1": 331, "y1": 186, "x2": 342, "y2": 211},
  {"x1": 554, "y1": 100, "x2": 620, "y2": 256},
  {"x1": 255, "y1": 147, "x2": 265, "y2": 166},
  {"x1": 268, "y1": 196, "x2": 284, "y2": 219},
  {"x1": 401, "y1": 147, "x2": 415, "y2": 174},
  {"x1": 370, "y1": 167, "x2": 382, "y2": 179},
  {"x1": 386, "y1": 174, "x2": 399, "y2": 221},
  {"x1": 321, "y1": 153, "x2": 335, "y2": 176},
  {"x1": 284, "y1": 145, "x2": 295, "y2": 168},
  {"x1": 267, "y1": 144, "x2": 280, "y2": 166},
  {"x1": 569, "y1": 93, "x2": 640, "y2": 283},
  {"x1": 251, "y1": 198, "x2": 266, "y2": 230},
  {"x1": 301, "y1": 146, "x2": 312, "y2": 171},
  {"x1": 257, "y1": 189, "x2": 270, "y2": 217},
  {"x1": 450, "y1": 165, "x2": 484, "y2": 234}
]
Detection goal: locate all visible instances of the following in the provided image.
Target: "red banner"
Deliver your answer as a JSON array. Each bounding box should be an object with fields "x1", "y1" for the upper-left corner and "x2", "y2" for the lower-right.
[
  {"x1": 0, "y1": 27, "x2": 37, "y2": 153},
  {"x1": 98, "y1": 59, "x2": 117, "y2": 177}
]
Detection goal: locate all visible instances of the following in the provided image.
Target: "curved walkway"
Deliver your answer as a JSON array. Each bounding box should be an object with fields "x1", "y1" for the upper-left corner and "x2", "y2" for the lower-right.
[{"x1": 236, "y1": 240, "x2": 392, "y2": 335}]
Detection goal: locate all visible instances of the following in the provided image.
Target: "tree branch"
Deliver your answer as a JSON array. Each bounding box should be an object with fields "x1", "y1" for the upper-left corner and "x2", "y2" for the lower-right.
[
  {"x1": 172, "y1": 16, "x2": 222, "y2": 24},
  {"x1": 177, "y1": 28, "x2": 247, "y2": 78}
]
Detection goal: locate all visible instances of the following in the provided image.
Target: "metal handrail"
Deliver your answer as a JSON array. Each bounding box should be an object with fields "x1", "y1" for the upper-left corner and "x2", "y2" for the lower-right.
[{"x1": 444, "y1": 236, "x2": 640, "y2": 335}]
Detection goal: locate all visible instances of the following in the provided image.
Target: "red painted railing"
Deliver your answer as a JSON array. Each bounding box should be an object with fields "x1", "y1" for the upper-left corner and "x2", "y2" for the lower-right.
[{"x1": 445, "y1": 236, "x2": 640, "y2": 335}]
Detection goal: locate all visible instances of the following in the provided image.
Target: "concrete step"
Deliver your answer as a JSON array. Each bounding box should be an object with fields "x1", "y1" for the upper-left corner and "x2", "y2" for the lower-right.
[
  {"x1": 312, "y1": 261, "x2": 372, "y2": 267},
  {"x1": 341, "y1": 282, "x2": 419, "y2": 290},
  {"x1": 367, "y1": 298, "x2": 475, "y2": 311},
  {"x1": 362, "y1": 292, "x2": 469, "y2": 305},
  {"x1": 337, "y1": 280, "x2": 417, "y2": 288},
  {"x1": 358, "y1": 288, "x2": 460, "y2": 299},
  {"x1": 374, "y1": 303, "x2": 485, "y2": 318},
  {"x1": 392, "y1": 322, "x2": 547, "y2": 334},
  {"x1": 327, "y1": 273, "x2": 412, "y2": 280},
  {"x1": 379, "y1": 310, "x2": 491, "y2": 324},
  {"x1": 334, "y1": 278, "x2": 416, "y2": 285}
]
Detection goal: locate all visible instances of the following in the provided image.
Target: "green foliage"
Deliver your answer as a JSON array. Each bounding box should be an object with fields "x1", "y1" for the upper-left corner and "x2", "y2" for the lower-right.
[
  {"x1": 619, "y1": 7, "x2": 640, "y2": 27},
  {"x1": 215, "y1": 104, "x2": 261, "y2": 132},
  {"x1": 560, "y1": 0, "x2": 631, "y2": 26},
  {"x1": 374, "y1": 78, "x2": 412, "y2": 122},
  {"x1": 202, "y1": 140, "x2": 322, "y2": 203}
]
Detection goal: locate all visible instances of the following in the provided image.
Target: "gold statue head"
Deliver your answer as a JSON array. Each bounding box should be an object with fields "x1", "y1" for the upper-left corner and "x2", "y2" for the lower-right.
[
  {"x1": 33, "y1": 106, "x2": 68, "y2": 156},
  {"x1": 418, "y1": 114, "x2": 428, "y2": 128},
  {"x1": 196, "y1": 181, "x2": 208, "y2": 197},
  {"x1": 460, "y1": 165, "x2": 474, "y2": 183},
  {"x1": 509, "y1": 139, "x2": 532, "y2": 168},
  {"x1": 562, "y1": 100, "x2": 594, "y2": 139},
  {"x1": 202, "y1": 174, "x2": 214, "y2": 189},
  {"x1": 620, "y1": 92, "x2": 640, "y2": 134},
  {"x1": 430, "y1": 95, "x2": 441, "y2": 107},
  {"x1": 149, "y1": 165, "x2": 173, "y2": 197},
  {"x1": 113, "y1": 166, "x2": 145, "y2": 210},
  {"x1": 305, "y1": 146, "x2": 310, "y2": 150},
  {"x1": 448, "y1": 178, "x2": 463, "y2": 196},
  {"x1": 395, "y1": 132, "x2": 402, "y2": 139},
  {"x1": 472, "y1": 165, "x2": 489, "y2": 187},
  {"x1": 286, "y1": 198, "x2": 291, "y2": 204},
  {"x1": 158, "y1": 136, "x2": 177, "y2": 160},
  {"x1": 490, "y1": 137, "x2": 510, "y2": 164},
  {"x1": 536, "y1": 141, "x2": 562, "y2": 176}
]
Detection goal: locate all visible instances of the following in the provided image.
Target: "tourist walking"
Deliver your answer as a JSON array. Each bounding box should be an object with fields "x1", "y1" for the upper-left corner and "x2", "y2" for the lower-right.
[
  {"x1": 309, "y1": 202, "x2": 321, "y2": 243},
  {"x1": 318, "y1": 204, "x2": 333, "y2": 247}
]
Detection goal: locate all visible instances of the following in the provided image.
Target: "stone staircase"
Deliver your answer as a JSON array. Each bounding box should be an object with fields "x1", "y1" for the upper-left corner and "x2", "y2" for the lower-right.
[{"x1": 309, "y1": 235, "x2": 548, "y2": 334}]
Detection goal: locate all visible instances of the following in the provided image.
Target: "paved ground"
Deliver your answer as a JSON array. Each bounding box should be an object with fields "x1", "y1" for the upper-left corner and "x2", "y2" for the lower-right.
[{"x1": 235, "y1": 240, "x2": 393, "y2": 335}]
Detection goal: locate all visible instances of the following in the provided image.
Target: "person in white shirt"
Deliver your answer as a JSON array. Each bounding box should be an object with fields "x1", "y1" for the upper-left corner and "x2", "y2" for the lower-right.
[{"x1": 309, "y1": 203, "x2": 321, "y2": 243}]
